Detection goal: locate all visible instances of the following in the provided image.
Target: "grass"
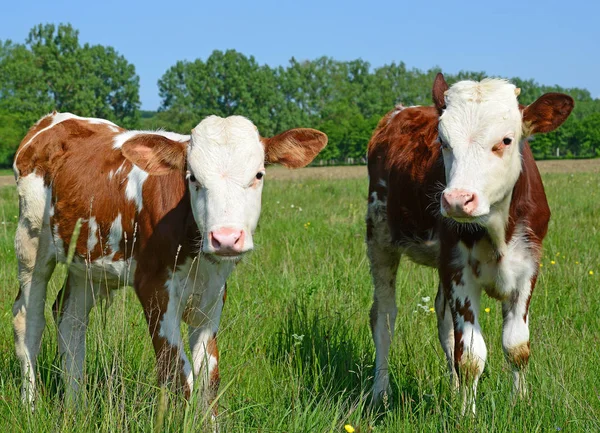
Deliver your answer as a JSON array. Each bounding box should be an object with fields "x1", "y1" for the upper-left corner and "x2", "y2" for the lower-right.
[{"x1": 0, "y1": 171, "x2": 599, "y2": 432}]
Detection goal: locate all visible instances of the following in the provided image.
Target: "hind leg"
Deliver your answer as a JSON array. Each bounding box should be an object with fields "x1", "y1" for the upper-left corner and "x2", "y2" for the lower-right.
[
  {"x1": 435, "y1": 282, "x2": 459, "y2": 389},
  {"x1": 13, "y1": 174, "x2": 56, "y2": 407},
  {"x1": 53, "y1": 271, "x2": 95, "y2": 405}
]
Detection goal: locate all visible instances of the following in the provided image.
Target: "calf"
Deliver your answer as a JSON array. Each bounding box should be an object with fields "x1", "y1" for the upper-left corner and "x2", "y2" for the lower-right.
[
  {"x1": 366, "y1": 74, "x2": 573, "y2": 413},
  {"x1": 12, "y1": 112, "x2": 327, "y2": 413}
]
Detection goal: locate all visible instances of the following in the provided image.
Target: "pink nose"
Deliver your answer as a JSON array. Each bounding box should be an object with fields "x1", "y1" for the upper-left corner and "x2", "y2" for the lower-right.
[
  {"x1": 441, "y1": 189, "x2": 479, "y2": 218},
  {"x1": 209, "y1": 228, "x2": 245, "y2": 255}
]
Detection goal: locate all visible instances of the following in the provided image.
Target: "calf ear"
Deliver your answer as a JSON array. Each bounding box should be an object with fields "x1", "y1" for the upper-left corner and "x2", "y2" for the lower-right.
[
  {"x1": 522, "y1": 93, "x2": 574, "y2": 134},
  {"x1": 262, "y1": 128, "x2": 328, "y2": 168},
  {"x1": 432, "y1": 72, "x2": 449, "y2": 112},
  {"x1": 121, "y1": 134, "x2": 187, "y2": 175}
]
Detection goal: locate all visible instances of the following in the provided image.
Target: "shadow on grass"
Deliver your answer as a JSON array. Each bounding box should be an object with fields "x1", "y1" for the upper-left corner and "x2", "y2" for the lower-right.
[{"x1": 266, "y1": 296, "x2": 441, "y2": 423}]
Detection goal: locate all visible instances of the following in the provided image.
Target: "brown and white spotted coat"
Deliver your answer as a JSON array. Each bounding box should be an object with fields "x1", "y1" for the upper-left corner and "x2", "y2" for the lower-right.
[
  {"x1": 12, "y1": 112, "x2": 327, "y2": 416},
  {"x1": 366, "y1": 74, "x2": 573, "y2": 413}
]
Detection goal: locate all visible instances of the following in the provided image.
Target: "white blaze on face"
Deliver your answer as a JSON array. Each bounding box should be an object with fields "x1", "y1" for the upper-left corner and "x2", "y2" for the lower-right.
[
  {"x1": 438, "y1": 79, "x2": 523, "y2": 220},
  {"x1": 187, "y1": 116, "x2": 265, "y2": 256}
]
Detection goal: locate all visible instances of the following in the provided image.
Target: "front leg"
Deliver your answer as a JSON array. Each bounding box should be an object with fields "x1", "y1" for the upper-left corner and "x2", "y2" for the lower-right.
[
  {"x1": 444, "y1": 268, "x2": 486, "y2": 415},
  {"x1": 188, "y1": 284, "x2": 225, "y2": 407},
  {"x1": 136, "y1": 274, "x2": 193, "y2": 397},
  {"x1": 501, "y1": 272, "x2": 537, "y2": 399}
]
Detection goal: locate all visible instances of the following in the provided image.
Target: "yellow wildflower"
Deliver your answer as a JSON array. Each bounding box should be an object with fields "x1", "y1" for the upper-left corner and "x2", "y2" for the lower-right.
[
  {"x1": 555, "y1": 252, "x2": 560, "y2": 257},
  {"x1": 550, "y1": 260, "x2": 556, "y2": 265},
  {"x1": 344, "y1": 425, "x2": 355, "y2": 433},
  {"x1": 484, "y1": 307, "x2": 491, "y2": 313},
  {"x1": 429, "y1": 307, "x2": 435, "y2": 313},
  {"x1": 590, "y1": 271, "x2": 594, "y2": 276},
  {"x1": 575, "y1": 261, "x2": 580, "y2": 265},
  {"x1": 539, "y1": 263, "x2": 543, "y2": 267}
]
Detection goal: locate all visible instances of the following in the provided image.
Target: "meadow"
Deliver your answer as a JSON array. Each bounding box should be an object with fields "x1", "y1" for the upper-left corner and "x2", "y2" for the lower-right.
[{"x1": 0, "y1": 166, "x2": 599, "y2": 432}]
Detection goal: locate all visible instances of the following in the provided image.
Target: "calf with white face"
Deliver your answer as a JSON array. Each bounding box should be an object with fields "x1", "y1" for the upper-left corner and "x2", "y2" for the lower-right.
[
  {"x1": 12, "y1": 113, "x2": 327, "y2": 419},
  {"x1": 366, "y1": 74, "x2": 573, "y2": 414}
]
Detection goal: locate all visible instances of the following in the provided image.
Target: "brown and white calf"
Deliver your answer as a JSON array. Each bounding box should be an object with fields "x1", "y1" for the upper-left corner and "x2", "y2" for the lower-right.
[
  {"x1": 12, "y1": 112, "x2": 327, "y2": 411},
  {"x1": 366, "y1": 74, "x2": 573, "y2": 413}
]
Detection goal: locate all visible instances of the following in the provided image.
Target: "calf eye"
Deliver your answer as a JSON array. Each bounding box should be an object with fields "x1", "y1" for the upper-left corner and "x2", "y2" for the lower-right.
[
  {"x1": 503, "y1": 137, "x2": 513, "y2": 145},
  {"x1": 439, "y1": 139, "x2": 449, "y2": 150},
  {"x1": 189, "y1": 174, "x2": 197, "y2": 183},
  {"x1": 256, "y1": 172, "x2": 264, "y2": 180}
]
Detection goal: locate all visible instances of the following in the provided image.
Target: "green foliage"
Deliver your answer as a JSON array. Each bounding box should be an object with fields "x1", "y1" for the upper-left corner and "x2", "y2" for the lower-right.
[
  {"x1": 1, "y1": 23, "x2": 599, "y2": 167},
  {"x1": 0, "y1": 23, "x2": 141, "y2": 166},
  {"x1": 156, "y1": 52, "x2": 600, "y2": 163},
  {"x1": 158, "y1": 50, "x2": 283, "y2": 135}
]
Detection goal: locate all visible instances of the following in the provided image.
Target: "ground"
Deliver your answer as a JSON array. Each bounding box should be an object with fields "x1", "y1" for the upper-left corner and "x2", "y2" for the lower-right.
[{"x1": 0, "y1": 160, "x2": 599, "y2": 432}]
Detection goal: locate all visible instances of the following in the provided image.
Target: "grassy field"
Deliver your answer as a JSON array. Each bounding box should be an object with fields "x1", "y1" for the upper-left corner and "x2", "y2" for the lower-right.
[{"x1": 0, "y1": 168, "x2": 599, "y2": 432}]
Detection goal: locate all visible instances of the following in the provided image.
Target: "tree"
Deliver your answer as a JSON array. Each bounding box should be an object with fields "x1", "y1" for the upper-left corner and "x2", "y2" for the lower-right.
[
  {"x1": 0, "y1": 23, "x2": 141, "y2": 166},
  {"x1": 158, "y1": 50, "x2": 283, "y2": 136},
  {"x1": 25, "y1": 23, "x2": 140, "y2": 127}
]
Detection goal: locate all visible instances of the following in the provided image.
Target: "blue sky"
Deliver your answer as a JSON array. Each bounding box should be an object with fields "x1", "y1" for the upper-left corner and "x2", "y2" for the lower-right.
[{"x1": 2, "y1": 0, "x2": 598, "y2": 110}]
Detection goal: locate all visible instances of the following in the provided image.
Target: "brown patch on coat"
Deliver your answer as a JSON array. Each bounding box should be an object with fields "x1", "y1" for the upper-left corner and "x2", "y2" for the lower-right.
[
  {"x1": 454, "y1": 329, "x2": 464, "y2": 364},
  {"x1": 207, "y1": 333, "x2": 220, "y2": 390},
  {"x1": 457, "y1": 355, "x2": 482, "y2": 382},
  {"x1": 505, "y1": 142, "x2": 550, "y2": 247},
  {"x1": 451, "y1": 269, "x2": 464, "y2": 287},
  {"x1": 469, "y1": 258, "x2": 481, "y2": 278},
  {"x1": 367, "y1": 106, "x2": 444, "y2": 250},
  {"x1": 524, "y1": 273, "x2": 537, "y2": 322},
  {"x1": 369, "y1": 299, "x2": 378, "y2": 333},
  {"x1": 506, "y1": 342, "x2": 530, "y2": 368},
  {"x1": 455, "y1": 297, "x2": 475, "y2": 324}
]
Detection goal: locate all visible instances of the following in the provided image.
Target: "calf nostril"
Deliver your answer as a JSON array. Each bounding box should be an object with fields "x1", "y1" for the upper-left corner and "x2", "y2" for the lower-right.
[
  {"x1": 464, "y1": 193, "x2": 475, "y2": 206},
  {"x1": 233, "y1": 233, "x2": 243, "y2": 247},
  {"x1": 442, "y1": 194, "x2": 451, "y2": 210},
  {"x1": 210, "y1": 232, "x2": 221, "y2": 249}
]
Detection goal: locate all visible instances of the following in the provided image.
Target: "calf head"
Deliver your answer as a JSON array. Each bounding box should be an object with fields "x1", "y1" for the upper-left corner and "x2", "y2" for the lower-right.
[
  {"x1": 433, "y1": 73, "x2": 573, "y2": 224},
  {"x1": 122, "y1": 115, "x2": 327, "y2": 260}
]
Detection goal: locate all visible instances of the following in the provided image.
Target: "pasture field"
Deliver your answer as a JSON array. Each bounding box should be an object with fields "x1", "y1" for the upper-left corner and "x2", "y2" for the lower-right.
[{"x1": 0, "y1": 164, "x2": 599, "y2": 432}]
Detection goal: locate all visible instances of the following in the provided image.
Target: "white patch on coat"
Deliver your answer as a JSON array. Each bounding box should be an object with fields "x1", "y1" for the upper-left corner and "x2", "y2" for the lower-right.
[
  {"x1": 125, "y1": 166, "x2": 149, "y2": 212},
  {"x1": 112, "y1": 130, "x2": 190, "y2": 149},
  {"x1": 13, "y1": 173, "x2": 56, "y2": 406},
  {"x1": 107, "y1": 213, "x2": 123, "y2": 255},
  {"x1": 87, "y1": 217, "x2": 98, "y2": 253},
  {"x1": 160, "y1": 255, "x2": 234, "y2": 394}
]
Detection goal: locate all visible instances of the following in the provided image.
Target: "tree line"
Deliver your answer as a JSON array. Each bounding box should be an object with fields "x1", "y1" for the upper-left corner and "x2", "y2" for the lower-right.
[{"x1": 1, "y1": 23, "x2": 599, "y2": 167}]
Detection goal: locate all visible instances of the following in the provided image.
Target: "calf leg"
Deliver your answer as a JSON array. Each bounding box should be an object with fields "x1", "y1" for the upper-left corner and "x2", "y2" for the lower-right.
[
  {"x1": 502, "y1": 274, "x2": 536, "y2": 399},
  {"x1": 367, "y1": 239, "x2": 400, "y2": 405},
  {"x1": 447, "y1": 278, "x2": 486, "y2": 415},
  {"x1": 188, "y1": 286, "x2": 225, "y2": 408},
  {"x1": 13, "y1": 174, "x2": 56, "y2": 407},
  {"x1": 53, "y1": 272, "x2": 95, "y2": 405},
  {"x1": 137, "y1": 280, "x2": 193, "y2": 397},
  {"x1": 435, "y1": 282, "x2": 458, "y2": 389}
]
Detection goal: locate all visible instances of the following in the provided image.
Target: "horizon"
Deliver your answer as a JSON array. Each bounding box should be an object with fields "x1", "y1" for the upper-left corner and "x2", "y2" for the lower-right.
[{"x1": 2, "y1": 0, "x2": 598, "y2": 110}]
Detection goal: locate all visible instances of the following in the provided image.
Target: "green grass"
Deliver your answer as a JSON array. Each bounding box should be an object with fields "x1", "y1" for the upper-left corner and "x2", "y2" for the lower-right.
[{"x1": 0, "y1": 172, "x2": 599, "y2": 432}]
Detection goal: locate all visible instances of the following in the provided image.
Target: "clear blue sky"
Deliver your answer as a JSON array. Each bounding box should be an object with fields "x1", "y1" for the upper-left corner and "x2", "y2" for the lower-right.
[{"x1": 2, "y1": 0, "x2": 598, "y2": 110}]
